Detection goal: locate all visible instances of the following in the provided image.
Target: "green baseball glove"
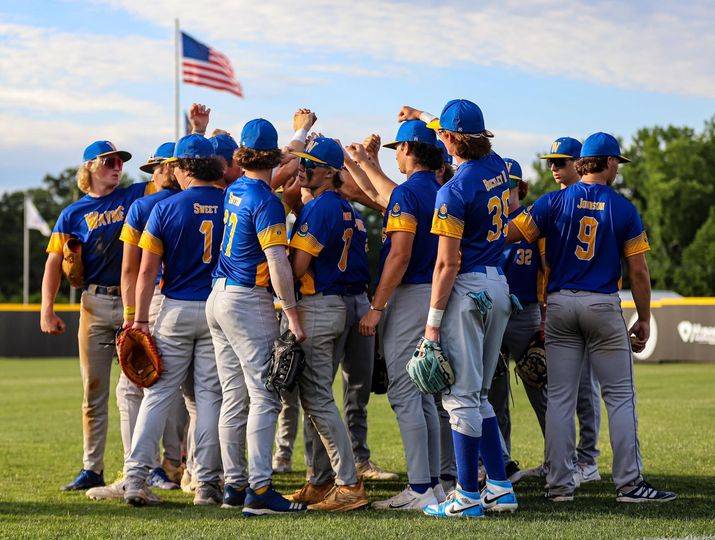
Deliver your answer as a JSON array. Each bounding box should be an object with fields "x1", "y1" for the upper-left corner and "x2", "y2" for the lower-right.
[{"x1": 407, "y1": 338, "x2": 455, "y2": 394}]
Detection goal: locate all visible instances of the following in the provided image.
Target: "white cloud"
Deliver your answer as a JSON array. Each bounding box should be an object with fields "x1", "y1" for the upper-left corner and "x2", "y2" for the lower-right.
[{"x1": 101, "y1": 0, "x2": 715, "y2": 98}]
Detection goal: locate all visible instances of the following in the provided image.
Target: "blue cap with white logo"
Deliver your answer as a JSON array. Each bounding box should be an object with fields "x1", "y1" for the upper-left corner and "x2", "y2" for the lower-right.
[
  {"x1": 83, "y1": 140, "x2": 132, "y2": 163},
  {"x1": 292, "y1": 137, "x2": 344, "y2": 169},
  {"x1": 140, "y1": 142, "x2": 175, "y2": 173},
  {"x1": 503, "y1": 158, "x2": 523, "y2": 181},
  {"x1": 240, "y1": 119, "x2": 279, "y2": 151},
  {"x1": 436, "y1": 140, "x2": 453, "y2": 165},
  {"x1": 166, "y1": 134, "x2": 215, "y2": 162},
  {"x1": 383, "y1": 120, "x2": 437, "y2": 149},
  {"x1": 426, "y1": 99, "x2": 493, "y2": 137},
  {"x1": 541, "y1": 136, "x2": 582, "y2": 159},
  {"x1": 209, "y1": 134, "x2": 239, "y2": 162},
  {"x1": 580, "y1": 132, "x2": 631, "y2": 163}
]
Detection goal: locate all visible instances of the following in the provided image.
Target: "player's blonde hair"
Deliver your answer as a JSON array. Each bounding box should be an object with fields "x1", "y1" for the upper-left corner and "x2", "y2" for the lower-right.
[{"x1": 76, "y1": 159, "x2": 102, "y2": 194}]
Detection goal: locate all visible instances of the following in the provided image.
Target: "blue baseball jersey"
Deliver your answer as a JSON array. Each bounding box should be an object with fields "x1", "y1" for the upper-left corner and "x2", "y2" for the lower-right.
[
  {"x1": 336, "y1": 207, "x2": 370, "y2": 290},
  {"x1": 46, "y1": 182, "x2": 154, "y2": 286},
  {"x1": 378, "y1": 170, "x2": 440, "y2": 284},
  {"x1": 139, "y1": 186, "x2": 225, "y2": 301},
  {"x1": 512, "y1": 182, "x2": 650, "y2": 294},
  {"x1": 213, "y1": 177, "x2": 288, "y2": 287},
  {"x1": 290, "y1": 190, "x2": 357, "y2": 295},
  {"x1": 431, "y1": 153, "x2": 510, "y2": 272},
  {"x1": 502, "y1": 206, "x2": 540, "y2": 304},
  {"x1": 120, "y1": 188, "x2": 179, "y2": 285}
]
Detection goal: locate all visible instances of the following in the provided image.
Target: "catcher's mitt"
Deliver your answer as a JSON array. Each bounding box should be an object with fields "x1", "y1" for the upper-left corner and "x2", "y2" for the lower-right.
[
  {"x1": 116, "y1": 328, "x2": 163, "y2": 388},
  {"x1": 371, "y1": 335, "x2": 388, "y2": 395},
  {"x1": 62, "y1": 238, "x2": 84, "y2": 289},
  {"x1": 265, "y1": 330, "x2": 305, "y2": 393},
  {"x1": 406, "y1": 338, "x2": 455, "y2": 394},
  {"x1": 515, "y1": 331, "x2": 547, "y2": 389}
]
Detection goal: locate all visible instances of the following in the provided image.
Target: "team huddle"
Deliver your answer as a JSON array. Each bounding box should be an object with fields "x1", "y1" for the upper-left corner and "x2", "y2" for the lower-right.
[{"x1": 40, "y1": 98, "x2": 676, "y2": 519}]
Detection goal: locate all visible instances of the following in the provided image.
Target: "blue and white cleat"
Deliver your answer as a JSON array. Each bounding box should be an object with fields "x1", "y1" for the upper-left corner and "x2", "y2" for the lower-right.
[
  {"x1": 62, "y1": 469, "x2": 105, "y2": 491},
  {"x1": 481, "y1": 478, "x2": 518, "y2": 512},
  {"x1": 222, "y1": 484, "x2": 247, "y2": 509},
  {"x1": 423, "y1": 487, "x2": 484, "y2": 518},
  {"x1": 147, "y1": 467, "x2": 179, "y2": 490},
  {"x1": 242, "y1": 486, "x2": 307, "y2": 516}
]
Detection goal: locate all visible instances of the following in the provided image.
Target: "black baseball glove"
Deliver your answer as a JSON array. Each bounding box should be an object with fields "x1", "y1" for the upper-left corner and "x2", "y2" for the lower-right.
[{"x1": 265, "y1": 330, "x2": 305, "y2": 393}]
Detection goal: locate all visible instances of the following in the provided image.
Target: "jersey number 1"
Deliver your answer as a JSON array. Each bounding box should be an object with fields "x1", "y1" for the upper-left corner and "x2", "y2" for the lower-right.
[
  {"x1": 199, "y1": 220, "x2": 213, "y2": 264},
  {"x1": 338, "y1": 228, "x2": 354, "y2": 272},
  {"x1": 575, "y1": 217, "x2": 598, "y2": 261}
]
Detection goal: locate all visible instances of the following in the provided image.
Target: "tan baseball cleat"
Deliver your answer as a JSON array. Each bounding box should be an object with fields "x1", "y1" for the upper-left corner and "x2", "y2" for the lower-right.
[
  {"x1": 356, "y1": 460, "x2": 399, "y2": 481},
  {"x1": 307, "y1": 481, "x2": 369, "y2": 512},
  {"x1": 286, "y1": 481, "x2": 334, "y2": 505}
]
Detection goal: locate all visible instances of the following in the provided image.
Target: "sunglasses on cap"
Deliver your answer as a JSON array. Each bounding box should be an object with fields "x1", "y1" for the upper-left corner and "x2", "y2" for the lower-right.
[
  {"x1": 101, "y1": 156, "x2": 124, "y2": 169},
  {"x1": 300, "y1": 157, "x2": 329, "y2": 170},
  {"x1": 547, "y1": 158, "x2": 572, "y2": 169}
]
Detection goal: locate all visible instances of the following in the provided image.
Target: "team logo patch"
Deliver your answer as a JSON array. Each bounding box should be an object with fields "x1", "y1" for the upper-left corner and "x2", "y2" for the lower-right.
[
  {"x1": 551, "y1": 141, "x2": 560, "y2": 153},
  {"x1": 438, "y1": 203, "x2": 449, "y2": 220},
  {"x1": 506, "y1": 161, "x2": 512, "y2": 173},
  {"x1": 390, "y1": 202, "x2": 401, "y2": 218},
  {"x1": 297, "y1": 223, "x2": 309, "y2": 237}
]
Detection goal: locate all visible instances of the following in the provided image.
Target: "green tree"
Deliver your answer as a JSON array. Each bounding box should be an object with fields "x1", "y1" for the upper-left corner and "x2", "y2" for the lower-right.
[
  {"x1": 523, "y1": 157, "x2": 559, "y2": 207},
  {"x1": 675, "y1": 206, "x2": 715, "y2": 296}
]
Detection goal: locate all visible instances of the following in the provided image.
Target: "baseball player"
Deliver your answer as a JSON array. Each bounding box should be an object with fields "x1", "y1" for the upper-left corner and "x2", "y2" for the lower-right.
[
  {"x1": 205, "y1": 117, "x2": 308, "y2": 515},
  {"x1": 87, "y1": 142, "x2": 185, "y2": 500},
  {"x1": 400, "y1": 100, "x2": 516, "y2": 518},
  {"x1": 285, "y1": 137, "x2": 368, "y2": 512},
  {"x1": 41, "y1": 141, "x2": 154, "y2": 491},
  {"x1": 352, "y1": 120, "x2": 444, "y2": 510},
  {"x1": 508, "y1": 132, "x2": 676, "y2": 503},
  {"x1": 123, "y1": 134, "x2": 225, "y2": 507},
  {"x1": 209, "y1": 133, "x2": 243, "y2": 189},
  {"x1": 521, "y1": 137, "x2": 602, "y2": 485}
]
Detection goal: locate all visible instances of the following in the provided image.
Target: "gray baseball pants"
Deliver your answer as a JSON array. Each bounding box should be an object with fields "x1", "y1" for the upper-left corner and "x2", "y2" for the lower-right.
[
  {"x1": 125, "y1": 298, "x2": 222, "y2": 485},
  {"x1": 207, "y1": 281, "x2": 282, "y2": 489},
  {"x1": 544, "y1": 290, "x2": 643, "y2": 493},
  {"x1": 380, "y1": 283, "x2": 440, "y2": 485}
]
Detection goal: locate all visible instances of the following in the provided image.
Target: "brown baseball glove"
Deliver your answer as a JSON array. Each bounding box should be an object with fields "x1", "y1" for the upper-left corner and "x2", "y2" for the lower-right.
[
  {"x1": 116, "y1": 328, "x2": 163, "y2": 388},
  {"x1": 515, "y1": 331, "x2": 547, "y2": 389},
  {"x1": 62, "y1": 238, "x2": 84, "y2": 289}
]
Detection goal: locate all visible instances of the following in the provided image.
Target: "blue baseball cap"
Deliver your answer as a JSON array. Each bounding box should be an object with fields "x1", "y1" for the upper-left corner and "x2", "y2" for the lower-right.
[
  {"x1": 426, "y1": 99, "x2": 493, "y2": 137},
  {"x1": 503, "y1": 158, "x2": 523, "y2": 181},
  {"x1": 139, "y1": 142, "x2": 175, "y2": 173},
  {"x1": 83, "y1": 140, "x2": 131, "y2": 163},
  {"x1": 209, "y1": 134, "x2": 239, "y2": 162},
  {"x1": 292, "y1": 137, "x2": 344, "y2": 169},
  {"x1": 383, "y1": 120, "x2": 437, "y2": 149},
  {"x1": 436, "y1": 140, "x2": 453, "y2": 165},
  {"x1": 240, "y1": 119, "x2": 278, "y2": 151},
  {"x1": 580, "y1": 132, "x2": 631, "y2": 163},
  {"x1": 166, "y1": 134, "x2": 215, "y2": 162},
  {"x1": 541, "y1": 137, "x2": 582, "y2": 159}
]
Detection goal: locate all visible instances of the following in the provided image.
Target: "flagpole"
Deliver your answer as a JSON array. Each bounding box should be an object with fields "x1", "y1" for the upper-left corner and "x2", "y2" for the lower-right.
[
  {"x1": 174, "y1": 18, "x2": 180, "y2": 141},
  {"x1": 23, "y1": 193, "x2": 29, "y2": 305}
]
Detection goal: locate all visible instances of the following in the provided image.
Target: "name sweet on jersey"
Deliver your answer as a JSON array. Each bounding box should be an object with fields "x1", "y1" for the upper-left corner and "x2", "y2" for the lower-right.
[
  {"x1": 84, "y1": 206, "x2": 125, "y2": 232},
  {"x1": 194, "y1": 203, "x2": 220, "y2": 214},
  {"x1": 482, "y1": 171, "x2": 508, "y2": 191},
  {"x1": 577, "y1": 198, "x2": 606, "y2": 211}
]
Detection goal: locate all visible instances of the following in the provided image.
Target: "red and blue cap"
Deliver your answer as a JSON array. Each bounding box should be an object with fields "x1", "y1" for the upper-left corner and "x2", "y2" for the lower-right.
[
  {"x1": 426, "y1": 99, "x2": 493, "y2": 137},
  {"x1": 541, "y1": 137, "x2": 582, "y2": 159},
  {"x1": 83, "y1": 140, "x2": 132, "y2": 163},
  {"x1": 139, "y1": 142, "x2": 175, "y2": 173},
  {"x1": 240, "y1": 119, "x2": 278, "y2": 151},
  {"x1": 383, "y1": 120, "x2": 437, "y2": 149},
  {"x1": 209, "y1": 133, "x2": 239, "y2": 162},
  {"x1": 580, "y1": 132, "x2": 631, "y2": 163},
  {"x1": 166, "y1": 134, "x2": 215, "y2": 162},
  {"x1": 292, "y1": 137, "x2": 344, "y2": 170}
]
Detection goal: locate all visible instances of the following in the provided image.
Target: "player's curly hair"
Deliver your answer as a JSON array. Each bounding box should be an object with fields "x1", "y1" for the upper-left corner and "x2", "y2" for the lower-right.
[
  {"x1": 401, "y1": 141, "x2": 443, "y2": 171},
  {"x1": 450, "y1": 133, "x2": 492, "y2": 161},
  {"x1": 439, "y1": 163, "x2": 454, "y2": 184},
  {"x1": 233, "y1": 147, "x2": 282, "y2": 171},
  {"x1": 575, "y1": 157, "x2": 609, "y2": 176},
  {"x1": 159, "y1": 162, "x2": 180, "y2": 190},
  {"x1": 176, "y1": 157, "x2": 224, "y2": 183},
  {"x1": 332, "y1": 170, "x2": 344, "y2": 189},
  {"x1": 76, "y1": 159, "x2": 102, "y2": 194}
]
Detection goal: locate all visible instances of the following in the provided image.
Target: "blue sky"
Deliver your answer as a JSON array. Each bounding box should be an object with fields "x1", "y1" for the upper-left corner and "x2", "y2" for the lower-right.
[{"x1": 1, "y1": 0, "x2": 714, "y2": 192}]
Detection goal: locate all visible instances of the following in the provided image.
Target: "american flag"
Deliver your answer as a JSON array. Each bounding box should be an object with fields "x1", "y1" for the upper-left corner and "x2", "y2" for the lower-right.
[{"x1": 181, "y1": 32, "x2": 243, "y2": 98}]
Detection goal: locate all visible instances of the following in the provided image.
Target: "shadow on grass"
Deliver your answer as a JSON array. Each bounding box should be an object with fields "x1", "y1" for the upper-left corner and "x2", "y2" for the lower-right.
[{"x1": 0, "y1": 475, "x2": 712, "y2": 522}]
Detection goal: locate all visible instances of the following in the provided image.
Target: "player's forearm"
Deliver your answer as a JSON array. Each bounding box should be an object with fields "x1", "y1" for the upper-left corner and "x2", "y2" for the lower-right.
[
  {"x1": 343, "y1": 159, "x2": 386, "y2": 210},
  {"x1": 429, "y1": 257, "x2": 459, "y2": 311},
  {"x1": 371, "y1": 249, "x2": 410, "y2": 309},
  {"x1": 134, "y1": 253, "x2": 160, "y2": 322},
  {"x1": 266, "y1": 247, "x2": 298, "y2": 310},
  {"x1": 628, "y1": 260, "x2": 651, "y2": 322},
  {"x1": 121, "y1": 245, "x2": 141, "y2": 312},
  {"x1": 41, "y1": 253, "x2": 63, "y2": 314},
  {"x1": 357, "y1": 158, "x2": 396, "y2": 207}
]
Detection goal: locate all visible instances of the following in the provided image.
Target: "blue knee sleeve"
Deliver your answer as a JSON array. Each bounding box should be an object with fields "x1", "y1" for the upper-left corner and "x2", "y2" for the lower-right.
[
  {"x1": 481, "y1": 416, "x2": 506, "y2": 481},
  {"x1": 452, "y1": 430, "x2": 480, "y2": 493}
]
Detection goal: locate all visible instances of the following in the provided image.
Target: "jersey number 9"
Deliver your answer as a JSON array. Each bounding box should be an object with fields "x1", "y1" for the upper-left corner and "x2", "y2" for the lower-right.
[{"x1": 575, "y1": 216, "x2": 598, "y2": 261}]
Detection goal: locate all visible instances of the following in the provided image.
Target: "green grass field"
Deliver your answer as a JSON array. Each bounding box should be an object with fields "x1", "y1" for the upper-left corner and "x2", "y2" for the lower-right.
[{"x1": 0, "y1": 359, "x2": 713, "y2": 539}]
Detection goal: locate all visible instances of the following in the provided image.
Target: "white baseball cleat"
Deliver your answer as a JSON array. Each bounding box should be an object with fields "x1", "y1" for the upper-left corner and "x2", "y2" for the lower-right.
[
  {"x1": 432, "y1": 483, "x2": 447, "y2": 503},
  {"x1": 573, "y1": 462, "x2": 601, "y2": 487},
  {"x1": 481, "y1": 478, "x2": 518, "y2": 512},
  {"x1": 372, "y1": 486, "x2": 437, "y2": 510}
]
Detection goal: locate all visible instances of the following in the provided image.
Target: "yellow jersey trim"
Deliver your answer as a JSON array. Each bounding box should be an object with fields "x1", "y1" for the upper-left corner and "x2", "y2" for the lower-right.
[
  {"x1": 623, "y1": 231, "x2": 650, "y2": 257},
  {"x1": 144, "y1": 182, "x2": 157, "y2": 196},
  {"x1": 119, "y1": 224, "x2": 142, "y2": 246},
  {"x1": 46, "y1": 232, "x2": 71, "y2": 254},
  {"x1": 299, "y1": 272, "x2": 317, "y2": 295},
  {"x1": 431, "y1": 209, "x2": 464, "y2": 239},
  {"x1": 511, "y1": 212, "x2": 540, "y2": 243},
  {"x1": 290, "y1": 233, "x2": 323, "y2": 257},
  {"x1": 256, "y1": 260, "x2": 270, "y2": 287},
  {"x1": 138, "y1": 230, "x2": 164, "y2": 256},
  {"x1": 258, "y1": 223, "x2": 288, "y2": 250}
]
